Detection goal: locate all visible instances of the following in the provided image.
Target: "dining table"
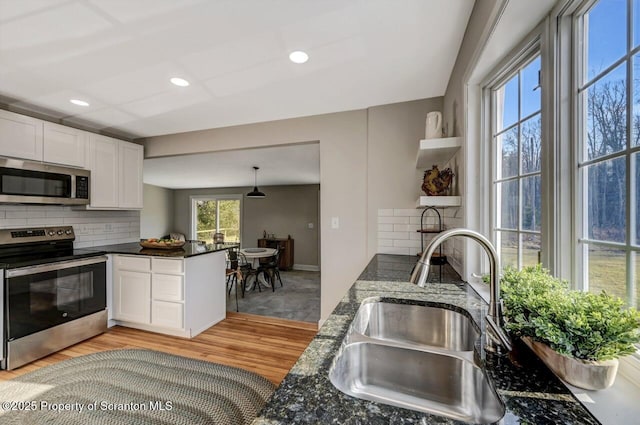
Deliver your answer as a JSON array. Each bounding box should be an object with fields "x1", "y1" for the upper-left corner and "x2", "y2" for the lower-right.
[{"x1": 239, "y1": 247, "x2": 277, "y2": 289}]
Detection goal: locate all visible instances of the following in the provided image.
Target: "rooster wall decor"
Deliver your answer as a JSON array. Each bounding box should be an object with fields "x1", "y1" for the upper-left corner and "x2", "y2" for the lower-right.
[{"x1": 422, "y1": 165, "x2": 455, "y2": 196}]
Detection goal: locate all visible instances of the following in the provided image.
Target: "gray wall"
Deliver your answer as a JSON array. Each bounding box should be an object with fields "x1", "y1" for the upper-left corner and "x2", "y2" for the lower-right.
[
  {"x1": 366, "y1": 97, "x2": 443, "y2": 256},
  {"x1": 172, "y1": 184, "x2": 320, "y2": 267},
  {"x1": 143, "y1": 98, "x2": 442, "y2": 320},
  {"x1": 141, "y1": 184, "x2": 175, "y2": 238}
]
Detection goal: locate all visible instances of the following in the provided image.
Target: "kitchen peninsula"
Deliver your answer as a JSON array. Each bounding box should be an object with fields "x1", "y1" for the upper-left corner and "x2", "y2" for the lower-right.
[
  {"x1": 87, "y1": 242, "x2": 238, "y2": 338},
  {"x1": 253, "y1": 254, "x2": 600, "y2": 425}
]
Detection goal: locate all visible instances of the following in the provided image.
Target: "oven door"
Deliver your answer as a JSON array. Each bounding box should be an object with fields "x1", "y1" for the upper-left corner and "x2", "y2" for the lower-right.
[{"x1": 5, "y1": 256, "x2": 107, "y2": 341}]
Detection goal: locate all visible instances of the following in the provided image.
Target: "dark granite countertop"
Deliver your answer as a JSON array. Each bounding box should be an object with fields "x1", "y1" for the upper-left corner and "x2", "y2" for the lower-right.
[
  {"x1": 84, "y1": 242, "x2": 239, "y2": 258},
  {"x1": 252, "y1": 254, "x2": 600, "y2": 425}
]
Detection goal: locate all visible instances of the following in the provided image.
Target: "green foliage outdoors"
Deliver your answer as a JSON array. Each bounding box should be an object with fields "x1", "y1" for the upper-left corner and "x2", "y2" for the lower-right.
[{"x1": 500, "y1": 265, "x2": 640, "y2": 361}]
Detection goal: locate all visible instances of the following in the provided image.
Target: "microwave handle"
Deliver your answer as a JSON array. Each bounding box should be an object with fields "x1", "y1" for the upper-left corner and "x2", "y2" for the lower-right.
[{"x1": 6, "y1": 256, "x2": 107, "y2": 278}]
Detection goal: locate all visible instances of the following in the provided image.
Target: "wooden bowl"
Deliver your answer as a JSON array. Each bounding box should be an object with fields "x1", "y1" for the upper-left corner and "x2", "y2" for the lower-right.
[{"x1": 139, "y1": 240, "x2": 186, "y2": 250}]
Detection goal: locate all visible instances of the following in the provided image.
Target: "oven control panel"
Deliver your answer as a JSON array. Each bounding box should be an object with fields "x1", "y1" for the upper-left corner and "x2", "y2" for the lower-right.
[{"x1": 0, "y1": 226, "x2": 75, "y2": 245}]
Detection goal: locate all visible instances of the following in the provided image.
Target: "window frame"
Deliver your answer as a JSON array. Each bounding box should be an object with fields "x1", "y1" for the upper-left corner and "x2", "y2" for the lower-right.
[{"x1": 190, "y1": 194, "x2": 242, "y2": 243}]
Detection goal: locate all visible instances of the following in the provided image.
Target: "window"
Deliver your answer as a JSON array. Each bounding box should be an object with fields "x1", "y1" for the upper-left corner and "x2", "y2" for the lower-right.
[
  {"x1": 491, "y1": 54, "x2": 543, "y2": 269},
  {"x1": 576, "y1": 0, "x2": 639, "y2": 308},
  {"x1": 191, "y1": 196, "x2": 241, "y2": 243}
]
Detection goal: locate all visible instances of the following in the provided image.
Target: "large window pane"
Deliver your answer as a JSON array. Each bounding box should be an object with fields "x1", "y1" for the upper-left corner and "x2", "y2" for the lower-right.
[
  {"x1": 586, "y1": 0, "x2": 627, "y2": 81},
  {"x1": 496, "y1": 76, "x2": 519, "y2": 132},
  {"x1": 499, "y1": 180, "x2": 518, "y2": 230},
  {"x1": 498, "y1": 127, "x2": 518, "y2": 179},
  {"x1": 635, "y1": 252, "x2": 639, "y2": 308},
  {"x1": 636, "y1": 152, "x2": 640, "y2": 245},
  {"x1": 196, "y1": 200, "x2": 217, "y2": 242},
  {"x1": 586, "y1": 156, "x2": 626, "y2": 243},
  {"x1": 521, "y1": 57, "x2": 541, "y2": 117},
  {"x1": 521, "y1": 114, "x2": 542, "y2": 174},
  {"x1": 499, "y1": 231, "x2": 518, "y2": 269},
  {"x1": 588, "y1": 244, "x2": 627, "y2": 301},
  {"x1": 633, "y1": 54, "x2": 640, "y2": 146},
  {"x1": 522, "y1": 175, "x2": 541, "y2": 232},
  {"x1": 522, "y1": 234, "x2": 541, "y2": 267},
  {"x1": 218, "y1": 200, "x2": 240, "y2": 243},
  {"x1": 634, "y1": 0, "x2": 640, "y2": 49},
  {"x1": 585, "y1": 64, "x2": 627, "y2": 161}
]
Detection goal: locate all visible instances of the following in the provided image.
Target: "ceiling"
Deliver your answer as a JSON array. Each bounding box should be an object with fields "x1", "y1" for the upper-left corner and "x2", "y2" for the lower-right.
[
  {"x1": 143, "y1": 142, "x2": 320, "y2": 189},
  {"x1": 0, "y1": 0, "x2": 474, "y2": 139}
]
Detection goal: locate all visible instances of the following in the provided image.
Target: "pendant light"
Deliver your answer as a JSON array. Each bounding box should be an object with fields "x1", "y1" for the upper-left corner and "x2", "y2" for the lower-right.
[{"x1": 246, "y1": 166, "x2": 266, "y2": 198}]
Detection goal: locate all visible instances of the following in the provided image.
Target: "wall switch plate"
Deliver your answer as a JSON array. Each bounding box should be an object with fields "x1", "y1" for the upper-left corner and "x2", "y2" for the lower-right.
[
  {"x1": 308, "y1": 222, "x2": 314, "y2": 229},
  {"x1": 331, "y1": 217, "x2": 339, "y2": 229}
]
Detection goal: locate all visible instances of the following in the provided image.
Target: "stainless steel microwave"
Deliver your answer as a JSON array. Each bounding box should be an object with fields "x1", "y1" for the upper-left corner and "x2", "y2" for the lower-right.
[{"x1": 0, "y1": 157, "x2": 90, "y2": 205}]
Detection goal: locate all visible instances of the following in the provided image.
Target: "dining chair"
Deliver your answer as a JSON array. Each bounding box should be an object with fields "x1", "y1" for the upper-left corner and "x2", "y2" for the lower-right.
[
  {"x1": 262, "y1": 246, "x2": 284, "y2": 290},
  {"x1": 225, "y1": 248, "x2": 247, "y2": 311}
]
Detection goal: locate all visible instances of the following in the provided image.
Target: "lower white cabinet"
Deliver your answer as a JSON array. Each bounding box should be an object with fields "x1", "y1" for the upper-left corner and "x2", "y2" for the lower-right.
[
  {"x1": 113, "y1": 270, "x2": 151, "y2": 324},
  {"x1": 110, "y1": 252, "x2": 225, "y2": 337}
]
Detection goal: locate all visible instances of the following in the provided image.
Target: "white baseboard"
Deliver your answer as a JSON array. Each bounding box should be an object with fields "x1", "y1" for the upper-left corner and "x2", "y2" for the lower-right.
[{"x1": 292, "y1": 264, "x2": 320, "y2": 272}]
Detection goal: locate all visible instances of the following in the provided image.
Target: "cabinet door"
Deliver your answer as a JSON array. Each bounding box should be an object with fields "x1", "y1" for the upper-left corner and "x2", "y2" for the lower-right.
[
  {"x1": 113, "y1": 269, "x2": 151, "y2": 324},
  {"x1": 43, "y1": 122, "x2": 86, "y2": 167},
  {"x1": 0, "y1": 109, "x2": 43, "y2": 161},
  {"x1": 119, "y1": 142, "x2": 144, "y2": 209},
  {"x1": 87, "y1": 134, "x2": 119, "y2": 208},
  {"x1": 152, "y1": 300, "x2": 184, "y2": 329}
]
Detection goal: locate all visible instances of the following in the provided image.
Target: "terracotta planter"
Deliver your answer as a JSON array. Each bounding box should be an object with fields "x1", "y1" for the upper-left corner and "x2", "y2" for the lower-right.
[{"x1": 522, "y1": 337, "x2": 619, "y2": 390}]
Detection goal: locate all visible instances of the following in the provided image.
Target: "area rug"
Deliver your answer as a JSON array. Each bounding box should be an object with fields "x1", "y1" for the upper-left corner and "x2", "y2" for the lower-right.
[{"x1": 0, "y1": 349, "x2": 275, "y2": 425}]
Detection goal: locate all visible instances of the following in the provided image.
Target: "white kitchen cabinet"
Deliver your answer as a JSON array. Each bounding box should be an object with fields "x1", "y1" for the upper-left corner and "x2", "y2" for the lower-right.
[
  {"x1": 119, "y1": 142, "x2": 144, "y2": 209},
  {"x1": 84, "y1": 135, "x2": 143, "y2": 210},
  {"x1": 0, "y1": 109, "x2": 43, "y2": 161},
  {"x1": 43, "y1": 122, "x2": 86, "y2": 168},
  {"x1": 113, "y1": 269, "x2": 151, "y2": 324},
  {"x1": 110, "y1": 252, "x2": 226, "y2": 338}
]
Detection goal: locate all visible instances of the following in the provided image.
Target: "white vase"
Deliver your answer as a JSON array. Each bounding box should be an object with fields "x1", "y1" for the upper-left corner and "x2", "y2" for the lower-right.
[
  {"x1": 425, "y1": 111, "x2": 442, "y2": 139},
  {"x1": 522, "y1": 337, "x2": 619, "y2": 390}
]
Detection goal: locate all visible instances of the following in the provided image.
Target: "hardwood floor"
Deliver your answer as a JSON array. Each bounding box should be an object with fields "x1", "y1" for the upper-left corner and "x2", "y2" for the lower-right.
[{"x1": 0, "y1": 312, "x2": 317, "y2": 385}]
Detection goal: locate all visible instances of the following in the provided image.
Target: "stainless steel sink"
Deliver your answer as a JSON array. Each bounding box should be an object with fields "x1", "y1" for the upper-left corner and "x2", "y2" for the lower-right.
[
  {"x1": 329, "y1": 342, "x2": 505, "y2": 424},
  {"x1": 349, "y1": 299, "x2": 480, "y2": 352}
]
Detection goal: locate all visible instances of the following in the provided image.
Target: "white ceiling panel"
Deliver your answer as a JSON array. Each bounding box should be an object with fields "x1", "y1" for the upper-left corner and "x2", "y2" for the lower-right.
[
  {"x1": 0, "y1": 0, "x2": 474, "y2": 138},
  {"x1": 144, "y1": 143, "x2": 320, "y2": 189}
]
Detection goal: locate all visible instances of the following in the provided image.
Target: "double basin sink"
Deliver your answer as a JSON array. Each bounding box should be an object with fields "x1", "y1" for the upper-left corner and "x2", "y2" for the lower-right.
[{"x1": 328, "y1": 298, "x2": 505, "y2": 424}]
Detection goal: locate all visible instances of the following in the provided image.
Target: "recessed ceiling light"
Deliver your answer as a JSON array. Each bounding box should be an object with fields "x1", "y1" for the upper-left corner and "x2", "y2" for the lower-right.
[
  {"x1": 70, "y1": 99, "x2": 89, "y2": 107},
  {"x1": 170, "y1": 77, "x2": 190, "y2": 87},
  {"x1": 289, "y1": 51, "x2": 309, "y2": 64}
]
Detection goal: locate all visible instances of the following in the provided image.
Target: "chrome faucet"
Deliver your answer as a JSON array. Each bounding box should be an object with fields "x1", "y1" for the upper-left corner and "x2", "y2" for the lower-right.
[{"x1": 410, "y1": 228, "x2": 512, "y2": 354}]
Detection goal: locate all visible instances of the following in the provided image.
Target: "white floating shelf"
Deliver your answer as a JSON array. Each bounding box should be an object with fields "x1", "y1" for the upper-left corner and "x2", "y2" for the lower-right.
[
  {"x1": 416, "y1": 196, "x2": 461, "y2": 208},
  {"x1": 416, "y1": 136, "x2": 462, "y2": 169}
]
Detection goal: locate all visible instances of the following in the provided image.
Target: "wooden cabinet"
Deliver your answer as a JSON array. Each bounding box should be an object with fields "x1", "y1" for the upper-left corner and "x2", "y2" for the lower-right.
[
  {"x1": 84, "y1": 135, "x2": 143, "y2": 210},
  {"x1": 0, "y1": 109, "x2": 43, "y2": 161},
  {"x1": 43, "y1": 121, "x2": 86, "y2": 167},
  {"x1": 258, "y1": 238, "x2": 294, "y2": 270}
]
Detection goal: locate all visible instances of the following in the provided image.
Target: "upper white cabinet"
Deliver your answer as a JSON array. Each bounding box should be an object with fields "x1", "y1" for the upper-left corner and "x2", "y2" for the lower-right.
[
  {"x1": 85, "y1": 134, "x2": 143, "y2": 210},
  {"x1": 0, "y1": 109, "x2": 43, "y2": 161},
  {"x1": 119, "y1": 142, "x2": 144, "y2": 209},
  {"x1": 43, "y1": 121, "x2": 86, "y2": 168},
  {"x1": 87, "y1": 134, "x2": 119, "y2": 208}
]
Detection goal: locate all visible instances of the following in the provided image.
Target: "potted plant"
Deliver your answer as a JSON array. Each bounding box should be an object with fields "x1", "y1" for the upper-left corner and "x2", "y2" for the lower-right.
[{"x1": 499, "y1": 265, "x2": 640, "y2": 390}]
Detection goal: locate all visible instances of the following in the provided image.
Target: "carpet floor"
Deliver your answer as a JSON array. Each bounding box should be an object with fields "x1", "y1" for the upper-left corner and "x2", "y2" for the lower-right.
[
  {"x1": 226, "y1": 270, "x2": 320, "y2": 323},
  {"x1": 0, "y1": 349, "x2": 275, "y2": 425}
]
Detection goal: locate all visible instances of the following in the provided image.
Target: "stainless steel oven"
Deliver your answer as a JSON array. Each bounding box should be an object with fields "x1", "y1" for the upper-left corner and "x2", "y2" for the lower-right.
[
  {"x1": 0, "y1": 226, "x2": 107, "y2": 370},
  {"x1": 0, "y1": 157, "x2": 89, "y2": 205}
]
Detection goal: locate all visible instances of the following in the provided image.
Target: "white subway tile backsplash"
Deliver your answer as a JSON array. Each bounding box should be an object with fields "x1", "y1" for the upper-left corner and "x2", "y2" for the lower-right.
[
  {"x1": 0, "y1": 205, "x2": 140, "y2": 248},
  {"x1": 378, "y1": 216, "x2": 410, "y2": 224},
  {"x1": 393, "y1": 209, "x2": 422, "y2": 217},
  {"x1": 393, "y1": 239, "x2": 421, "y2": 248},
  {"x1": 378, "y1": 224, "x2": 394, "y2": 232},
  {"x1": 378, "y1": 231, "x2": 409, "y2": 240},
  {"x1": 378, "y1": 246, "x2": 410, "y2": 255},
  {"x1": 393, "y1": 224, "x2": 419, "y2": 232},
  {"x1": 409, "y1": 247, "x2": 421, "y2": 256},
  {"x1": 377, "y1": 239, "x2": 394, "y2": 247},
  {"x1": 378, "y1": 209, "x2": 394, "y2": 216}
]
